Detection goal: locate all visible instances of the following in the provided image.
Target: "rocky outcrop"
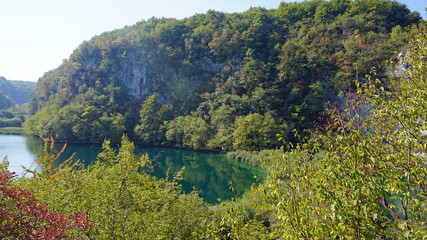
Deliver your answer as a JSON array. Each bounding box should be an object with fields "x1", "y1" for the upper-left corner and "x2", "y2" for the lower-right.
[{"x1": 115, "y1": 53, "x2": 151, "y2": 99}]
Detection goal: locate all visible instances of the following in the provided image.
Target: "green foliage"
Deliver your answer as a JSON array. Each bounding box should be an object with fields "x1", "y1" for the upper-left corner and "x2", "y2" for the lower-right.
[
  {"x1": 0, "y1": 76, "x2": 36, "y2": 106},
  {"x1": 201, "y1": 200, "x2": 273, "y2": 239},
  {"x1": 0, "y1": 171, "x2": 93, "y2": 239},
  {"x1": 207, "y1": 104, "x2": 236, "y2": 150},
  {"x1": 0, "y1": 127, "x2": 24, "y2": 135},
  {"x1": 226, "y1": 148, "x2": 282, "y2": 167},
  {"x1": 0, "y1": 157, "x2": 9, "y2": 172},
  {"x1": 7, "y1": 10, "x2": 426, "y2": 238},
  {"x1": 0, "y1": 92, "x2": 14, "y2": 110},
  {"x1": 166, "y1": 113, "x2": 212, "y2": 149},
  {"x1": 9, "y1": 20, "x2": 427, "y2": 237},
  {"x1": 0, "y1": 117, "x2": 22, "y2": 128},
  {"x1": 232, "y1": 112, "x2": 288, "y2": 151},
  {"x1": 25, "y1": 0, "x2": 421, "y2": 151},
  {"x1": 0, "y1": 109, "x2": 26, "y2": 125},
  {"x1": 25, "y1": 86, "x2": 132, "y2": 143},
  {"x1": 260, "y1": 23, "x2": 427, "y2": 239},
  {"x1": 19, "y1": 135, "x2": 209, "y2": 239},
  {"x1": 260, "y1": 148, "x2": 325, "y2": 238},
  {"x1": 134, "y1": 94, "x2": 167, "y2": 144}
]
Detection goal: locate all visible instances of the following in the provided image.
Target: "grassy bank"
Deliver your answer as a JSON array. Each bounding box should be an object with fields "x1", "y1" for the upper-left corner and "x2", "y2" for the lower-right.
[
  {"x1": 0, "y1": 127, "x2": 25, "y2": 135},
  {"x1": 226, "y1": 149, "x2": 283, "y2": 167}
]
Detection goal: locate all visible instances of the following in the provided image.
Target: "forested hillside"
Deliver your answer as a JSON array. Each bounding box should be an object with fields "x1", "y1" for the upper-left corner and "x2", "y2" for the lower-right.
[
  {"x1": 25, "y1": 0, "x2": 421, "y2": 150},
  {"x1": 0, "y1": 76, "x2": 36, "y2": 128},
  {"x1": 0, "y1": 92, "x2": 14, "y2": 110},
  {"x1": 0, "y1": 76, "x2": 36, "y2": 107}
]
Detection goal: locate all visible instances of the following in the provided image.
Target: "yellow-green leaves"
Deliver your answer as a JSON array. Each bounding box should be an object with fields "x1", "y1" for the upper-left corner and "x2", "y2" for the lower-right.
[
  {"x1": 261, "y1": 23, "x2": 427, "y2": 239},
  {"x1": 23, "y1": 136, "x2": 77, "y2": 183}
]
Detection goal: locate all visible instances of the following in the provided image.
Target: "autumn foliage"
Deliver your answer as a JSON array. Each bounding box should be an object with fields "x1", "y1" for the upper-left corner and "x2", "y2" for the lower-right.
[{"x1": 0, "y1": 171, "x2": 93, "y2": 239}]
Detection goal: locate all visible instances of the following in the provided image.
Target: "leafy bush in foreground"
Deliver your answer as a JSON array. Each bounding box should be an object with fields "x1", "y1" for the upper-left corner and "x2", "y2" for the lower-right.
[
  {"x1": 19, "y1": 136, "x2": 208, "y2": 239},
  {"x1": 261, "y1": 23, "x2": 427, "y2": 239},
  {"x1": 0, "y1": 171, "x2": 93, "y2": 239}
]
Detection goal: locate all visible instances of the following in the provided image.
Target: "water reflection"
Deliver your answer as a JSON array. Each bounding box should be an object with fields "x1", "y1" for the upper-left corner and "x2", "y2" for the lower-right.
[
  {"x1": 143, "y1": 148, "x2": 264, "y2": 203},
  {"x1": 8, "y1": 135, "x2": 265, "y2": 204}
]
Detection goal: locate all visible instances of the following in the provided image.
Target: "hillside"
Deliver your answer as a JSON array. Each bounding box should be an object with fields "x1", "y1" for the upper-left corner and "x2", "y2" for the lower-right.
[
  {"x1": 25, "y1": 0, "x2": 421, "y2": 150},
  {"x1": 0, "y1": 76, "x2": 36, "y2": 107},
  {"x1": 0, "y1": 92, "x2": 14, "y2": 110}
]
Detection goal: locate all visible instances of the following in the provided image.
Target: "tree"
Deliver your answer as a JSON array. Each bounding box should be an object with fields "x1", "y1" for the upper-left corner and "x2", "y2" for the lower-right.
[
  {"x1": 165, "y1": 113, "x2": 212, "y2": 149},
  {"x1": 25, "y1": 0, "x2": 420, "y2": 151},
  {"x1": 276, "y1": 40, "x2": 310, "y2": 106},
  {"x1": 18, "y1": 136, "x2": 208, "y2": 239},
  {"x1": 208, "y1": 104, "x2": 236, "y2": 150},
  {"x1": 0, "y1": 92, "x2": 15, "y2": 110},
  {"x1": 261, "y1": 24, "x2": 427, "y2": 239},
  {"x1": 134, "y1": 94, "x2": 167, "y2": 145},
  {"x1": 0, "y1": 170, "x2": 93, "y2": 239},
  {"x1": 233, "y1": 112, "x2": 288, "y2": 151}
]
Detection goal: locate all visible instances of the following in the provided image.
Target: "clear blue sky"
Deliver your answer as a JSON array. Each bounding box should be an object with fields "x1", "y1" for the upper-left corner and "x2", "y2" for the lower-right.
[{"x1": 0, "y1": 0, "x2": 425, "y2": 82}]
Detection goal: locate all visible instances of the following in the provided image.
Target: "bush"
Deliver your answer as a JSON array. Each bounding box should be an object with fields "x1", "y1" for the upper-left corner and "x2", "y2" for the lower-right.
[
  {"x1": 0, "y1": 117, "x2": 22, "y2": 127},
  {"x1": 226, "y1": 149, "x2": 283, "y2": 167},
  {"x1": 19, "y1": 136, "x2": 209, "y2": 239},
  {"x1": 0, "y1": 171, "x2": 93, "y2": 239}
]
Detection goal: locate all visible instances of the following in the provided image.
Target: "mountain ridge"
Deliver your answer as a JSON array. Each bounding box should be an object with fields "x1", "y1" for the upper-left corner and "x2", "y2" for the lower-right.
[{"x1": 0, "y1": 76, "x2": 36, "y2": 108}]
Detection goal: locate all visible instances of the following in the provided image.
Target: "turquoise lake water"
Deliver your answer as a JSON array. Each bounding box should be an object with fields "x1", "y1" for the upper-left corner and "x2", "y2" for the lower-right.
[{"x1": 0, "y1": 134, "x2": 264, "y2": 203}]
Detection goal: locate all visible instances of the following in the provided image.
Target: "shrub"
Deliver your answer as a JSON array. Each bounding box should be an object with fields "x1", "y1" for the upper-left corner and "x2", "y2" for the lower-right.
[{"x1": 0, "y1": 171, "x2": 93, "y2": 239}]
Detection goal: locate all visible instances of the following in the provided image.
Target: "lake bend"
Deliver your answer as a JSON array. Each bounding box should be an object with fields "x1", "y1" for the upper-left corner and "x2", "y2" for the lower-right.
[{"x1": 0, "y1": 134, "x2": 265, "y2": 204}]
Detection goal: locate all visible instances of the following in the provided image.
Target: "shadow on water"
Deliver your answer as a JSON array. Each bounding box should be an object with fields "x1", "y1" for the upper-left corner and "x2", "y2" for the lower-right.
[
  {"x1": 22, "y1": 135, "x2": 265, "y2": 204},
  {"x1": 141, "y1": 147, "x2": 265, "y2": 203}
]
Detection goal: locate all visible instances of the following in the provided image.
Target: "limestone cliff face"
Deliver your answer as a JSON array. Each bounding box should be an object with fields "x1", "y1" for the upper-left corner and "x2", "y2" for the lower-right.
[
  {"x1": 111, "y1": 51, "x2": 221, "y2": 106},
  {"x1": 113, "y1": 53, "x2": 180, "y2": 105},
  {"x1": 30, "y1": 38, "x2": 224, "y2": 116},
  {"x1": 115, "y1": 53, "x2": 151, "y2": 99}
]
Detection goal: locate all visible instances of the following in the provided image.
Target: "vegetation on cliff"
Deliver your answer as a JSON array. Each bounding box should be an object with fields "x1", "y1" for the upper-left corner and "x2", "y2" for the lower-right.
[{"x1": 25, "y1": 0, "x2": 421, "y2": 151}]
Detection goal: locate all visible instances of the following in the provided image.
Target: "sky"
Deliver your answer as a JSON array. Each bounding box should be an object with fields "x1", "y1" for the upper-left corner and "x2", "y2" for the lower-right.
[{"x1": 0, "y1": 0, "x2": 425, "y2": 82}]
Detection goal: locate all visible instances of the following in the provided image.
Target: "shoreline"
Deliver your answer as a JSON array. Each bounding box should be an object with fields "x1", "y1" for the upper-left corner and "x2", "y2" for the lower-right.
[
  {"x1": 0, "y1": 127, "x2": 25, "y2": 135},
  {"x1": 6, "y1": 132, "x2": 265, "y2": 168},
  {"x1": 30, "y1": 133, "x2": 226, "y2": 155}
]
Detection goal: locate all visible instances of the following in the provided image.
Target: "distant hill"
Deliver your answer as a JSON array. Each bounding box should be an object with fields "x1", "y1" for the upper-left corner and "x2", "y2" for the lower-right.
[
  {"x1": 0, "y1": 91, "x2": 14, "y2": 109},
  {"x1": 0, "y1": 76, "x2": 36, "y2": 107}
]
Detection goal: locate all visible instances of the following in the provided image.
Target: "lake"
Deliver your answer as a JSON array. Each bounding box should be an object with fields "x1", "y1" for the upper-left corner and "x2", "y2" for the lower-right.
[{"x1": 0, "y1": 134, "x2": 265, "y2": 204}]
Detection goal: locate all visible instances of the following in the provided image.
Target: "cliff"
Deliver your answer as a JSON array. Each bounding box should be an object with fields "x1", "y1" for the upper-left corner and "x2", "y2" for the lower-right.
[{"x1": 25, "y1": 0, "x2": 421, "y2": 149}]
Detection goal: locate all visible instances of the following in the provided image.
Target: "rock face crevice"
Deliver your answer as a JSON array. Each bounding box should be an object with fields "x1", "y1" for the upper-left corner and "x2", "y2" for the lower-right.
[
  {"x1": 105, "y1": 50, "x2": 223, "y2": 107},
  {"x1": 115, "y1": 53, "x2": 151, "y2": 100}
]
